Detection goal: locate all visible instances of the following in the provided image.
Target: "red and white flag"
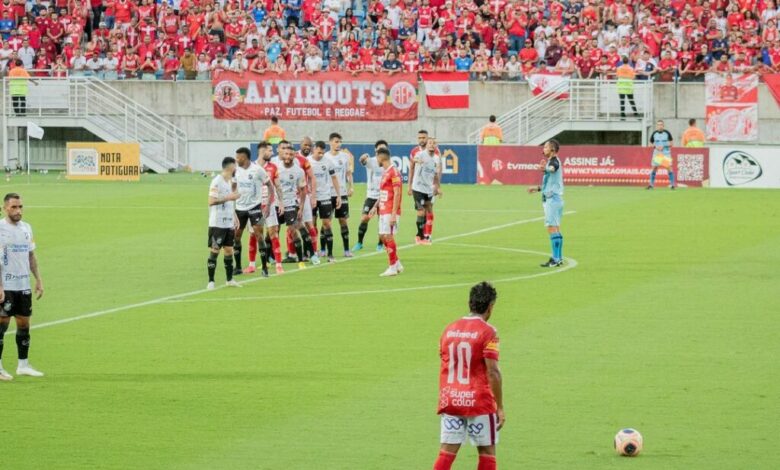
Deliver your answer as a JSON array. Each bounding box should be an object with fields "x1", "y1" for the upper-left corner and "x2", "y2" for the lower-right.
[
  {"x1": 527, "y1": 73, "x2": 570, "y2": 99},
  {"x1": 421, "y1": 72, "x2": 469, "y2": 109}
]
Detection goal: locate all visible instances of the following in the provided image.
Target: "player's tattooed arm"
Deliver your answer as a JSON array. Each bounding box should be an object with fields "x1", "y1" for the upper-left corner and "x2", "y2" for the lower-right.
[
  {"x1": 486, "y1": 358, "x2": 504, "y2": 430},
  {"x1": 274, "y1": 179, "x2": 286, "y2": 212}
]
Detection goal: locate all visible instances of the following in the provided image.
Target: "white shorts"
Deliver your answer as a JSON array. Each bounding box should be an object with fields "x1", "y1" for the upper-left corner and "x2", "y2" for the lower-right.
[
  {"x1": 302, "y1": 196, "x2": 313, "y2": 223},
  {"x1": 378, "y1": 214, "x2": 399, "y2": 235},
  {"x1": 440, "y1": 413, "x2": 499, "y2": 447},
  {"x1": 264, "y1": 204, "x2": 279, "y2": 228}
]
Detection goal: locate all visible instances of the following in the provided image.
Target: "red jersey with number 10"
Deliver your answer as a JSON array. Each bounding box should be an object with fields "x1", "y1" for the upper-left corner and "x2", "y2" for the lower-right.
[
  {"x1": 438, "y1": 316, "x2": 500, "y2": 416},
  {"x1": 379, "y1": 165, "x2": 402, "y2": 215}
]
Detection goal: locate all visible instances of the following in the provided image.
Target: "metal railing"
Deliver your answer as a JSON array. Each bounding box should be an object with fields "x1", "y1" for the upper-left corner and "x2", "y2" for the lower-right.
[
  {"x1": 2, "y1": 76, "x2": 187, "y2": 171},
  {"x1": 469, "y1": 79, "x2": 654, "y2": 145}
]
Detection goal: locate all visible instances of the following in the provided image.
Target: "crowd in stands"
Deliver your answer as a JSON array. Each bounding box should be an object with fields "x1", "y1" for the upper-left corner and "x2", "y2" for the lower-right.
[{"x1": 1, "y1": 0, "x2": 779, "y2": 81}]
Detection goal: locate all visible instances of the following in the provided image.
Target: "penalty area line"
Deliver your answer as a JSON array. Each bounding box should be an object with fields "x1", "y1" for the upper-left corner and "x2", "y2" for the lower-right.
[{"x1": 6, "y1": 211, "x2": 575, "y2": 335}]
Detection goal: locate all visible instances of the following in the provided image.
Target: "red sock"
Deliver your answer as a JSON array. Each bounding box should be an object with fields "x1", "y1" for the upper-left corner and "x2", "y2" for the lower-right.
[
  {"x1": 248, "y1": 234, "x2": 257, "y2": 263},
  {"x1": 271, "y1": 237, "x2": 282, "y2": 263},
  {"x1": 286, "y1": 230, "x2": 295, "y2": 256},
  {"x1": 309, "y1": 226, "x2": 318, "y2": 252},
  {"x1": 433, "y1": 450, "x2": 457, "y2": 470},
  {"x1": 385, "y1": 239, "x2": 398, "y2": 265},
  {"x1": 424, "y1": 211, "x2": 434, "y2": 238},
  {"x1": 477, "y1": 455, "x2": 496, "y2": 470}
]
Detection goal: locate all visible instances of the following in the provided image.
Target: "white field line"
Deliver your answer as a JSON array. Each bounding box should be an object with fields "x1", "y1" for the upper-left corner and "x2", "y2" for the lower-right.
[
  {"x1": 4, "y1": 211, "x2": 575, "y2": 335},
  {"x1": 28, "y1": 206, "x2": 538, "y2": 214},
  {"x1": 164, "y1": 244, "x2": 578, "y2": 304}
]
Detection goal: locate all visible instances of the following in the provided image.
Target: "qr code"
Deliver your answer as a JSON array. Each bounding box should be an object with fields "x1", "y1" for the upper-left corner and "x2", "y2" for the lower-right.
[{"x1": 677, "y1": 154, "x2": 704, "y2": 182}]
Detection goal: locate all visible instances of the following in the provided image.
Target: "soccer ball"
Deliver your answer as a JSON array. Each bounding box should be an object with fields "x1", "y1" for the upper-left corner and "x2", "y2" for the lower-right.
[{"x1": 614, "y1": 428, "x2": 643, "y2": 457}]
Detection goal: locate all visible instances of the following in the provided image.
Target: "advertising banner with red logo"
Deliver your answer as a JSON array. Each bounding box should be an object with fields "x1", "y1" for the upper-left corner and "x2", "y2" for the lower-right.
[
  {"x1": 526, "y1": 73, "x2": 570, "y2": 99},
  {"x1": 212, "y1": 71, "x2": 418, "y2": 121},
  {"x1": 705, "y1": 73, "x2": 758, "y2": 142},
  {"x1": 478, "y1": 146, "x2": 709, "y2": 187}
]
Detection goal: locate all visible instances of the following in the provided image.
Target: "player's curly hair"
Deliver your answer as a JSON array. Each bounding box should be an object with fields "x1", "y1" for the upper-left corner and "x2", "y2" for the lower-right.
[{"x1": 469, "y1": 282, "x2": 497, "y2": 315}]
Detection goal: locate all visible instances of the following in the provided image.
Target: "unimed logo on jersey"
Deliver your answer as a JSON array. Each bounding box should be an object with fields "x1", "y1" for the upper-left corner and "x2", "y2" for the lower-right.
[
  {"x1": 388, "y1": 81, "x2": 417, "y2": 110},
  {"x1": 68, "y1": 148, "x2": 99, "y2": 176}
]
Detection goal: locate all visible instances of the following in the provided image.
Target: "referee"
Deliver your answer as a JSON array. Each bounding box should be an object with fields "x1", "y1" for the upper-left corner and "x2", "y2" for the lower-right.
[
  {"x1": 528, "y1": 139, "x2": 565, "y2": 267},
  {"x1": 0, "y1": 193, "x2": 45, "y2": 380}
]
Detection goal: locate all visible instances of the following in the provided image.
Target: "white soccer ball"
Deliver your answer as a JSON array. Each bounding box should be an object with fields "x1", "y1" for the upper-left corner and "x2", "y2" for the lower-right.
[{"x1": 614, "y1": 428, "x2": 643, "y2": 457}]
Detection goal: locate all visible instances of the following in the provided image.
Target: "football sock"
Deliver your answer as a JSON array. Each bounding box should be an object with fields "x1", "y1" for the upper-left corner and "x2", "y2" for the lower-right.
[
  {"x1": 425, "y1": 211, "x2": 434, "y2": 238},
  {"x1": 271, "y1": 237, "x2": 282, "y2": 263},
  {"x1": 309, "y1": 226, "x2": 319, "y2": 252},
  {"x1": 257, "y1": 237, "x2": 269, "y2": 270},
  {"x1": 294, "y1": 237, "x2": 304, "y2": 261},
  {"x1": 554, "y1": 232, "x2": 563, "y2": 260},
  {"x1": 299, "y1": 228, "x2": 313, "y2": 257},
  {"x1": 341, "y1": 225, "x2": 350, "y2": 251},
  {"x1": 207, "y1": 253, "x2": 218, "y2": 282},
  {"x1": 358, "y1": 221, "x2": 368, "y2": 244},
  {"x1": 433, "y1": 450, "x2": 457, "y2": 470},
  {"x1": 550, "y1": 232, "x2": 562, "y2": 260},
  {"x1": 386, "y1": 239, "x2": 398, "y2": 265},
  {"x1": 248, "y1": 233, "x2": 258, "y2": 263},
  {"x1": 324, "y1": 228, "x2": 334, "y2": 256},
  {"x1": 233, "y1": 241, "x2": 242, "y2": 270},
  {"x1": 286, "y1": 230, "x2": 295, "y2": 257},
  {"x1": 320, "y1": 229, "x2": 327, "y2": 253},
  {"x1": 224, "y1": 256, "x2": 234, "y2": 281},
  {"x1": 649, "y1": 169, "x2": 657, "y2": 186},
  {"x1": 0, "y1": 322, "x2": 8, "y2": 359},
  {"x1": 477, "y1": 454, "x2": 497, "y2": 470},
  {"x1": 16, "y1": 327, "x2": 30, "y2": 360},
  {"x1": 668, "y1": 170, "x2": 676, "y2": 187},
  {"x1": 416, "y1": 215, "x2": 426, "y2": 238}
]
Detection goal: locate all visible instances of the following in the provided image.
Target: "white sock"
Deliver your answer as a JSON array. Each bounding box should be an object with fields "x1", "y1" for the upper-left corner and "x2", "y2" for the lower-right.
[
  {"x1": 18, "y1": 358, "x2": 28, "y2": 368},
  {"x1": 249, "y1": 261, "x2": 256, "y2": 268},
  {"x1": 0, "y1": 359, "x2": 3, "y2": 369}
]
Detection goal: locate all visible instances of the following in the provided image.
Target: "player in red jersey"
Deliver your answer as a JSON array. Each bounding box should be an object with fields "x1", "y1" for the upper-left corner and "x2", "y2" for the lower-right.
[
  {"x1": 375, "y1": 147, "x2": 404, "y2": 277},
  {"x1": 409, "y1": 129, "x2": 441, "y2": 241},
  {"x1": 248, "y1": 141, "x2": 285, "y2": 274},
  {"x1": 433, "y1": 282, "x2": 504, "y2": 470}
]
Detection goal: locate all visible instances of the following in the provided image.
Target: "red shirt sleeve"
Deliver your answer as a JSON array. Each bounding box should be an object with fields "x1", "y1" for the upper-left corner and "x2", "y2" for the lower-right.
[{"x1": 482, "y1": 329, "x2": 499, "y2": 361}]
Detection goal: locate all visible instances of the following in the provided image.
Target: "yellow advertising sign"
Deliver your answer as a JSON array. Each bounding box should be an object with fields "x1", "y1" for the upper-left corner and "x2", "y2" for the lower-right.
[{"x1": 66, "y1": 142, "x2": 141, "y2": 181}]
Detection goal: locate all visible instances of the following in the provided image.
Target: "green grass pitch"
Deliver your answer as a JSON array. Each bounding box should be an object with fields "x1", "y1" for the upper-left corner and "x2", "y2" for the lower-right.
[{"x1": 2, "y1": 174, "x2": 778, "y2": 469}]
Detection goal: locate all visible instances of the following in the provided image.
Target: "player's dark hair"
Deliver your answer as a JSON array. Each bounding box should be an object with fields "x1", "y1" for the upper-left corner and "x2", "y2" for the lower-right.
[
  {"x1": 376, "y1": 147, "x2": 390, "y2": 157},
  {"x1": 314, "y1": 140, "x2": 327, "y2": 150},
  {"x1": 221, "y1": 157, "x2": 236, "y2": 168},
  {"x1": 235, "y1": 147, "x2": 251, "y2": 158},
  {"x1": 489, "y1": 115, "x2": 496, "y2": 122},
  {"x1": 418, "y1": 129, "x2": 428, "y2": 135},
  {"x1": 689, "y1": 118, "x2": 696, "y2": 126},
  {"x1": 375, "y1": 139, "x2": 389, "y2": 149},
  {"x1": 546, "y1": 139, "x2": 560, "y2": 153},
  {"x1": 469, "y1": 282, "x2": 497, "y2": 315},
  {"x1": 278, "y1": 139, "x2": 290, "y2": 148},
  {"x1": 4, "y1": 192, "x2": 20, "y2": 203},
  {"x1": 257, "y1": 140, "x2": 269, "y2": 149},
  {"x1": 329, "y1": 132, "x2": 342, "y2": 141},
  {"x1": 271, "y1": 116, "x2": 278, "y2": 124}
]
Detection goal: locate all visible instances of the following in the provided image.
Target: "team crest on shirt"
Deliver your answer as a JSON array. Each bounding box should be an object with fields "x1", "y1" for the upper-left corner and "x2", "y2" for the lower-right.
[{"x1": 213, "y1": 80, "x2": 241, "y2": 109}]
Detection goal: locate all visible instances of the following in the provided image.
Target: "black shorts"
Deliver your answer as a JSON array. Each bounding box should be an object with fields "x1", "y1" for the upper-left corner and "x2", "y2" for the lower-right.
[
  {"x1": 413, "y1": 190, "x2": 432, "y2": 210},
  {"x1": 313, "y1": 200, "x2": 333, "y2": 220},
  {"x1": 236, "y1": 204, "x2": 263, "y2": 230},
  {"x1": 362, "y1": 198, "x2": 378, "y2": 215},
  {"x1": 283, "y1": 207, "x2": 300, "y2": 226},
  {"x1": 331, "y1": 196, "x2": 349, "y2": 219},
  {"x1": 2, "y1": 290, "x2": 32, "y2": 317},
  {"x1": 208, "y1": 227, "x2": 235, "y2": 249}
]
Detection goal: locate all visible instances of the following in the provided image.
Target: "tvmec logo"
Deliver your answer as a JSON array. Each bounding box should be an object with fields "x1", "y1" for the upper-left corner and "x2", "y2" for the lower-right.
[{"x1": 723, "y1": 150, "x2": 762, "y2": 186}]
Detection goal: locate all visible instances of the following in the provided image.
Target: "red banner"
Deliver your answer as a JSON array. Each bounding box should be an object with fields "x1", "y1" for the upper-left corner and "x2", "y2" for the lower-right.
[
  {"x1": 764, "y1": 74, "x2": 780, "y2": 109},
  {"x1": 212, "y1": 71, "x2": 418, "y2": 121},
  {"x1": 478, "y1": 145, "x2": 709, "y2": 187},
  {"x1": 704, "y1": 73, "x2": 758, "y2": 142}
]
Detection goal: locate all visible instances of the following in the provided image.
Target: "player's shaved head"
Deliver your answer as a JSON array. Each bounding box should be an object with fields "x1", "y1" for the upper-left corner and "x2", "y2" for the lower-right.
[
  {"x1": 300, "y1": 137, "x2": 313, "y2": 156},
  {"x1": 469, "y1": 282, "x2": 497, "y2": 316}
]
